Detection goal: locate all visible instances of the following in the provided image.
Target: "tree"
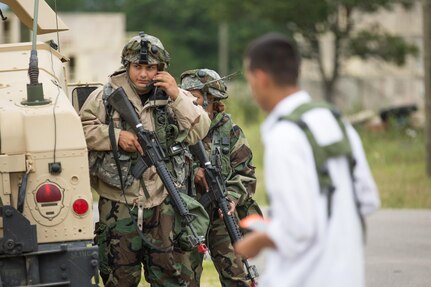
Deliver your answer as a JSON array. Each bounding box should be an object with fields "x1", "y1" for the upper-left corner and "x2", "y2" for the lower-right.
[
  {"x1": 212, "y1": 0, "x2": 419, "y2": 103},
  {"x1": 424, "y1": 0, "x2": 431, "y2": 176},
  {"x1": 52, "y1": 0, "x2": 288, "y2": 77},
  {"x1": 52, "y1": 0, "x2": 220, "y2": 77},
  {"x1": 51, "y1": 0, "x2": 419, "y2": 97}
]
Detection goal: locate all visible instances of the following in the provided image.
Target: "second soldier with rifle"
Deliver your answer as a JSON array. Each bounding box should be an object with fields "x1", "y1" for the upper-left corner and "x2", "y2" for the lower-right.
[
  {"x1": 80, "y1": 32, "x2": 211, "y2": 287},
  {"x1": 180, "y1": 69, "x2": 262, "y2": 287}
]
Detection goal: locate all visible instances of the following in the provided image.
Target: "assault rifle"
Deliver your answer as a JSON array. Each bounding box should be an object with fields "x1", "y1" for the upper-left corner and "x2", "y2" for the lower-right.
[
  {"x1": 107, "y1": 87, "x2": 208, "y2": 253},
  {"x1": 190, "y1": 141, "x2": 259, "y2": 286}
]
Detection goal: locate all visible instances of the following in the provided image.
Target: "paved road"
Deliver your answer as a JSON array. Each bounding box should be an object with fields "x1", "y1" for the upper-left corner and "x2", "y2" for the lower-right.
[
  {"x1": 365, "y1": 209, "x2": 431, "y2": 287},
  {"x1": 246, "y1": 209, "x2": 431, "y2": 287},
  {"x1": 93, "y1": 206, "x2": 431, "y2": 286}
]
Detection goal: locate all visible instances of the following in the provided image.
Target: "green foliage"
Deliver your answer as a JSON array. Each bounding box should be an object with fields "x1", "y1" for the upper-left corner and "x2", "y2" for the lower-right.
[
  {"x1": 50, "y1": 0, "x2": 418, "y2": 87},
  {"x1": 47, "y1": 0, "x2": 121, "y2": 12},
  {"x1": 226, "y1": 82, "x2": 264, "y2": 125},
  {"x1": 349, "y1": 26, "x2": 419, "y2": 65},
  {"x1": 52, "y1": 0, "x2": 219, "y2": 77},
  {"x1": 227, "y1": 18, "x2": 289, "y2": 71}
]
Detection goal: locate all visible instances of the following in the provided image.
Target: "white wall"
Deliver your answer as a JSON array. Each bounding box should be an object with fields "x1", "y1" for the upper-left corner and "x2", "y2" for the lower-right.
[{"x1": 38, "y1": 13, "x2": 126, "y2": 84}]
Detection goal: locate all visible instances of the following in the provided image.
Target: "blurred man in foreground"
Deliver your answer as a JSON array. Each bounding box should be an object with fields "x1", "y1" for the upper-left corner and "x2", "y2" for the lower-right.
[{"x1": 235, "y1": 33, "x2": 380, "y2": 287}]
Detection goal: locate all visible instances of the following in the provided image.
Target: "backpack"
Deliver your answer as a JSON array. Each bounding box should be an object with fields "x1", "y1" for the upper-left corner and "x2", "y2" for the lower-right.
[
  {"x1": 280, "y1": 101, "x2": 365, "y2": 234},
  {"x1": 169, "y1": 192, "x2": 210, "y2": 251}
]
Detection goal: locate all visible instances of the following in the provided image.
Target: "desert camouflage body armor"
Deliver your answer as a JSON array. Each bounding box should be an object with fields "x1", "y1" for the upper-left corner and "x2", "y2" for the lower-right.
[{"x1": 88, "y1": 83, "x2": 192, "y2": 195}]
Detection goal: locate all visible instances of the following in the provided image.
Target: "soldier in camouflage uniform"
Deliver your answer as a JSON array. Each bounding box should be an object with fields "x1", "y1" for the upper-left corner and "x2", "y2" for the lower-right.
[
  {"x1": 180, "y1": 69, "x2": 262, "y2": 287},
  {"x1": 80, "y1": 33, "x2": 210, "y2": 287}
]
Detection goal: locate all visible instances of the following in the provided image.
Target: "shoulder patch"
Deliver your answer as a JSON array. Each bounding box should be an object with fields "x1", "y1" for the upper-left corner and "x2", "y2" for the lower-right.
[{"x1": 231, "y1": 124, "x2": 242, "y2": 138}]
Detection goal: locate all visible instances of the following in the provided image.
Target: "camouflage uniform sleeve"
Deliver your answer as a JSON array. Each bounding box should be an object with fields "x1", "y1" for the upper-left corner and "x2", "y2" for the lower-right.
[
  {"x1": 169, "y1": 89, "x2": 211, "y2": 144},
  {"x1": 79, "y1": 87, "x2": 121, "y2": 151},
  {"x1": 225, "y1": 124, "x2": 257, "y2": 207}
]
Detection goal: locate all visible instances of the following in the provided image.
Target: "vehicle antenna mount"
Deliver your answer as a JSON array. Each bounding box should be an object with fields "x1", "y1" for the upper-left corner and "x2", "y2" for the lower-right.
[{"x1": 22, "y1": 0, "x2": 51, "y2": 106}]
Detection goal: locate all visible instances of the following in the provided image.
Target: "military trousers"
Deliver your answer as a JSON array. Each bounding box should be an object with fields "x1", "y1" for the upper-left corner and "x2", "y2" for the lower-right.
[{"x1": 95, "y1": 196, "x2": 194, "y2": 287}]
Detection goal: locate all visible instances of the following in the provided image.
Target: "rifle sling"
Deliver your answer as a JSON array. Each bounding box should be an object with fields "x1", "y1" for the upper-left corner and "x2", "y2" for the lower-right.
[{"x1": 108, "y1": 112, "x2": 166, "y2": 252}]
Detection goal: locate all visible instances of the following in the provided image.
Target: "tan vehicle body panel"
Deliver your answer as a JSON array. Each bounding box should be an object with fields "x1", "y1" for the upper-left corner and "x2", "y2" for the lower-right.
[
  {"x1": 0, "y1": 0, "x2": 94, "y2": 244},
  {"x1": 2, "y1": 0, "x2": 68, "y2": 34}
]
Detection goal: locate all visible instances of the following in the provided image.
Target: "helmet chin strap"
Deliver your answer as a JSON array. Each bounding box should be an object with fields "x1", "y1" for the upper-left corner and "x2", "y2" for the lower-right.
[{"x1": 202, "y1": 91, "x2": 209, "y2": 110}]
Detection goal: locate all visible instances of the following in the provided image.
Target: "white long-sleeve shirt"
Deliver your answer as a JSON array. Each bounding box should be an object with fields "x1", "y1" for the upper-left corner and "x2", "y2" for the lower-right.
[{"x1": 260, "y1": 90, "x2": 380, "y2": 287}]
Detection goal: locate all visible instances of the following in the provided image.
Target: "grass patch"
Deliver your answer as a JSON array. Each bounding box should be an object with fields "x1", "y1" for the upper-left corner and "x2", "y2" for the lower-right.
[
  {"x1": 200, "y1": 260, "x2": 221, "y2": 287},
  {"x1": 227, "y1": 89, "x2": 431, "y2": 209},
  {"x1": 360, "y1": 127, "x2": 431, "y2": 208}
]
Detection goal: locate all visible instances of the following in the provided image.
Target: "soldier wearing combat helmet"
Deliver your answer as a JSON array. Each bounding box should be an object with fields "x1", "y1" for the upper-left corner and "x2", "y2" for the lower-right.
[
  {"x1": 181, "y1": 68, "x2": 262, "y2": 287},
  {"x1": 80, "y1": 33, "x2": 210, "y2": 287}
]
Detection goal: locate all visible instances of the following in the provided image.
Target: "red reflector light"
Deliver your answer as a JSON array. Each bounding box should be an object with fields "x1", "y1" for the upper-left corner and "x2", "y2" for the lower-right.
[
  {"x1": 73, "y1": 199, "x2": 89, "y2": 215},
  {"x1": 36, "y1": 183, "x2": 62, "y2": 203}
]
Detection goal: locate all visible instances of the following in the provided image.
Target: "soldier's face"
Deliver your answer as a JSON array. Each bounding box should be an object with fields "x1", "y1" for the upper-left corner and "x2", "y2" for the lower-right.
[
  {"x1": 129, "y1": 63, "x2": 158, "y2": 92},
  {"x1": 189, "y1": 90, "x2": 215, "y2": 114},
  {"x1": 189, "y1": 90, "x2": 204, "y2": 105}
]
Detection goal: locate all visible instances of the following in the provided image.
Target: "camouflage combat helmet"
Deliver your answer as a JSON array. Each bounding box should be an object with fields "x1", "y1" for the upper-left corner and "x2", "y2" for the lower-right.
[
  {"x1": 180, "y1": 69, "x2": 228, "y2": 100},
  {"x1": 121, "y1": 31, "x2": 170, "y2": 70}
]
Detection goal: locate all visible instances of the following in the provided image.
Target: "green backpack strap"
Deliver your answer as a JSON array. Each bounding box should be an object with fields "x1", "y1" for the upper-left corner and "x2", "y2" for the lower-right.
[
  {"x1": 280, "y1": 102, "x2": 365, "y2": 238},
  {"x1": 211, "y1": 113, "x2": 233, "y2": 180}
]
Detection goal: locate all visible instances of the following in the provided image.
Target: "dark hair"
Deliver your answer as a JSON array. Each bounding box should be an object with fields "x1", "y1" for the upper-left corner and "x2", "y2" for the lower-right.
[{"x1": 246, "y1": 33, "x2": 300, "y2": 86}]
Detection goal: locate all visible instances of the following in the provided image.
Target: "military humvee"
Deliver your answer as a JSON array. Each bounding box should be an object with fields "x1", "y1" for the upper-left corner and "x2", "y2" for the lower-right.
[{"x1": 0, "y1": 0, "x2": 98, "y2": 286}]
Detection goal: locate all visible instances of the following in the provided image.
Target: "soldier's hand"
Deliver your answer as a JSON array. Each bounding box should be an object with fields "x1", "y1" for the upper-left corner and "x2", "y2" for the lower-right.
[
  {"x1": 153, "y1": 71, "x2": 180, "y2": 101},
  {"x1": 194, "y1": 167, "x2": 209, "y2": 191},
  {"x1": 218, "y1": 200, "x2": 236, "y2": 219},
  {"x1": 118, "y1": 130, "x2": 144, "y2": 155},
  {"x1": 234, "y1": 231, "x2": 274, "y2": 259}
]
